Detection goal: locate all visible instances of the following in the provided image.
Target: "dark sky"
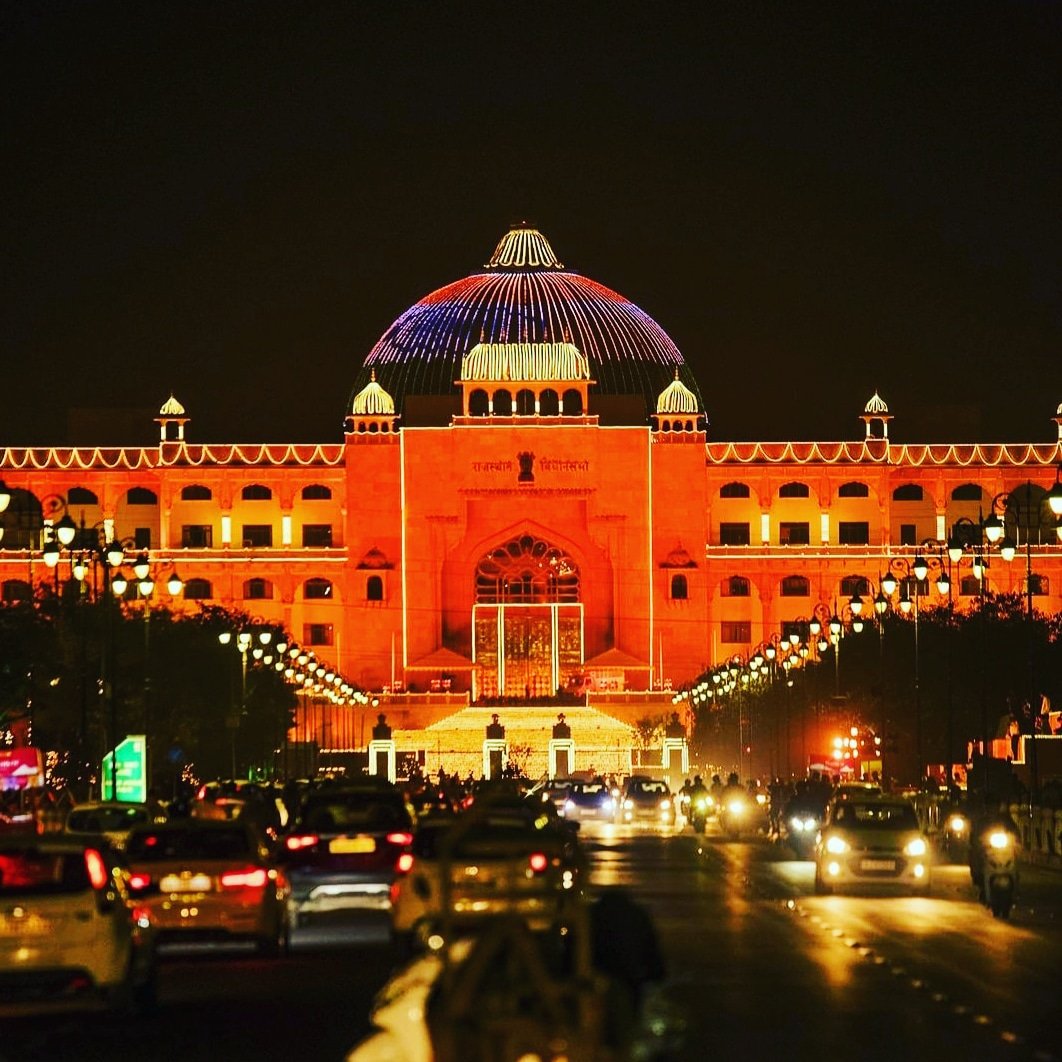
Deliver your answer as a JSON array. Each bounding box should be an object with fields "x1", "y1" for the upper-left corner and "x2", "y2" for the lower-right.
[{"x1": 3, "y1": 2, "x2": 1060, "y2": 446}]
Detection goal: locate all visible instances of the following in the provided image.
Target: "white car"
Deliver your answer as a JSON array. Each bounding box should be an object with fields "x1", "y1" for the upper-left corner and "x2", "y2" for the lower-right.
[
  {"x1": 0, "y1": 837, "x2": 157, "y2": 1014},
  {"x1": 814, "y1": 796, "x2": 931, "y2": 896}
]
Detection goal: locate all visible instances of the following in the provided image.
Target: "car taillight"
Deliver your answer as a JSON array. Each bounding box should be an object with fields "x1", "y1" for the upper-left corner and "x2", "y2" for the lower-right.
[
  {"x1": 220, "y1": 868, "x2": 269, "y2": 889},
  {"x1": 386, "y1": 832, "x2": 414, "y2": 847},
  {"x1": 395, "y1": 852, "x2": 414, "y2": 874},
  {"x1": 84, "y1": 848, "x2": 109, "y2": 890},
  {"x1": 285, "y1": 833, "x2": 319, "y2": 851},
  {"x1": 529, "y1": 852, "x2": 548, "y2": 874},
  {"x1": 128, "y1": 872, "x2": 153, "y2": 892}
]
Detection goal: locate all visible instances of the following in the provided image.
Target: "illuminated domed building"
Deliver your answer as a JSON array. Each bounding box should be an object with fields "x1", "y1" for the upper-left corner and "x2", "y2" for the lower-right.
[{"x1": 2, "y1": 224, "x2": 1060, "y2": 777}]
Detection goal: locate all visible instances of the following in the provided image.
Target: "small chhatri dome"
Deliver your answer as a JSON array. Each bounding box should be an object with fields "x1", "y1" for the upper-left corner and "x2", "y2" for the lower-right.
[
  {"x1": 485, "y1": 224, "x2": 565, "y2": 271},
  {"x1": 661, "y1": 544, "x2": 697, "y2": 569},
  {"x1": 864, "y1": 391, "x2": 889, "y2": 415},
  {"x1": 656, "y1": 370, "x2": 699, "y2": 415},
  {"x1": 351, "y1": 370, "x2": 395, "y2": 416},
  {"x1": 1056, "y1": 401, "x2": 1062, "y2": 415},
  {"x1": 159, "y1": 394, "x2": 186, "y2": 416},
  {"x1": 461, "y1": 342, "x2": 590, "y2": 382},
  {"x1": 357, "y1": 546, "x2": 392, "y2": 570}
]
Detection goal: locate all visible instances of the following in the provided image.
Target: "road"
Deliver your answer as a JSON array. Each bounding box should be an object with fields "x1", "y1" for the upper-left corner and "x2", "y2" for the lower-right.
[{"x1": 2, "y1": 822, "x2": 1060, "y2": 1061}]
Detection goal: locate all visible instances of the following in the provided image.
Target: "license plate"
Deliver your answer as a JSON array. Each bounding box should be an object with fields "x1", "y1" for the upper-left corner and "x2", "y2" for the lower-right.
[
  {"x1": 860, "y1": 859, "x2": 896, "y2": 872},
  {"x1": 329, "y1": 836, "x2": 376, "y2": 855},
  {"x1": 160, "y1": 873, "x2": 213, "y2": 893}
]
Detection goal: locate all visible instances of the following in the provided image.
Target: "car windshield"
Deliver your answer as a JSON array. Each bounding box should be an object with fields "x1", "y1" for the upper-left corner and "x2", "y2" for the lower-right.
[
  {"x1": 0, "y1": 849, "x2": 92, "y2": 895},
  {"x1": 632, "y1": 782, "x2": 668, "y2": 796},
  {"x1": 127, "y1": 827, "x2": 252, "y2": 861},
  {"x1": 833, "y1": 803, "x2": 919, "y2": 829},
  {"x1": 67, "y1": 806, "x2": 149, "y2": 832},
  {"x1": 299, "y1": 795, "x2": 410, "y2": 833},
  {"x1": 574, "y1": 783, "x2": 606, "y2": 795}
]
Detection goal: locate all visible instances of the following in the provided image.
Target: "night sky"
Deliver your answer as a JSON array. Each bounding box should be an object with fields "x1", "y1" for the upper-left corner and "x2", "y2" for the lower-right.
[{"x1": 3, "y1": 2, "x2": 1060, "y2": 446}]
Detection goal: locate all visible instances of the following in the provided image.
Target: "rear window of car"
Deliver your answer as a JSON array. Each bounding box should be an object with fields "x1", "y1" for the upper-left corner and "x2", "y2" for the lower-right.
[
  {"x1": 413, "y1": 823, "x2": 542, "y2": 859},
  {"x1": 832, "y1": 802, "x2": 919, "y2": 829},
  {"x1": 126, "y1": 827, "x2": 252, "y2": 861},
  {"x1": 298, "y1": 795, "x2": 411, "y2": 833},
  {"x1": 0, "y1": 850, "x2": 91, "y2": 895},
  {"x1": 67, "y1": 806, "x2": 149, "y2": 832}
]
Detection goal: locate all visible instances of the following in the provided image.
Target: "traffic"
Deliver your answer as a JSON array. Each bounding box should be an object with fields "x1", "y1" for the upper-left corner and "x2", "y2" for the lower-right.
[{"x1": 1, "y1": 764, "x2": 1058, "y2": 1060}]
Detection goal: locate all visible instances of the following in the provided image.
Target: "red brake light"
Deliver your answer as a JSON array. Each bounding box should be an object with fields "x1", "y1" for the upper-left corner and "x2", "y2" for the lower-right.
[
  {"x1": 285, "y1": 833, "x2": 319, "y2": 851},
  {"x1": 84, "y1": 848, "x2": 109, "y2": 890},
  {"x1": 128, "y1": 872, "x2": 152, "y2": 892},
  {"x1": 385, "y1": 832, "x2": 414, "y2": 847},
  {"x1": 395, "y1": 852, "x2": 414, "y2": 874},
  {"x1": 529, "y1": 852, "x2": 548, "y2": 874},
  {"x1": 220, "y1": 868, "x2": 269, "y2": 889}
]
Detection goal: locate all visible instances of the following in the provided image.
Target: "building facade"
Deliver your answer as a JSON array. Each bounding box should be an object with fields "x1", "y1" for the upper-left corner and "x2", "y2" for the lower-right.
[{"x1": 2, "y1": 225, "x2": 1060, "y2": 774}]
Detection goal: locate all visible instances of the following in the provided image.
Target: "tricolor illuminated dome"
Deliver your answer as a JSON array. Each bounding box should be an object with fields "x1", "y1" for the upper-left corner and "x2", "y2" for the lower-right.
[{"x1": 351, "y1": 225, "x2": 700, "y2": 419}]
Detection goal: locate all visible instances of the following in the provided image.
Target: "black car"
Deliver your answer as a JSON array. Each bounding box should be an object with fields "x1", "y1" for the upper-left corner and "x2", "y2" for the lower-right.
[
  {"x1": 561, "y1": 781, "x2": 617, "y2": 822},
  {"x1": 280, "y1": 783, "x2": 415, "y2": 924}
]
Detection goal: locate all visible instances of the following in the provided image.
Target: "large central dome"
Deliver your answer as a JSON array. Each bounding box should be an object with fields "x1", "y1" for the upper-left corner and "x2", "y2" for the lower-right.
[{"x1": 350, "y1": 225, "x2": 700, "y2": 421}]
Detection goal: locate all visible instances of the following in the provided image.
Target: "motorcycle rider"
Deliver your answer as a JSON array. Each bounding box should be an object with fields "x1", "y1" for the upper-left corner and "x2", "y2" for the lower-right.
[
  {"x1": 709, "y1": 774, "x2": 724, "y2": 806},
  {"x1": 678, "y1": 778, "x2": 694, "y2": 822},
  {"x1": 688, "y1": 775, "x2": 709, "y2": 830},
  {"x1": 968, "y1": 791, "x2": 1019, "y2": 898}
]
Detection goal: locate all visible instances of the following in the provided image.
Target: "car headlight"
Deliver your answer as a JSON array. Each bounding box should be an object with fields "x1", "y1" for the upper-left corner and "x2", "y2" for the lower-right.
[
  {"x1": 624, "y1": 798, "x2": 634, "y2": 810},
  {"x1": 948, "y1": 815, "x2": 966, "y2": 833},
  {"x1": 756, "y1": 793, "x2": 767, "y2": 805},
  {"x1": 602, "y1": 798, "x2": 615, "y2": 811},
  {"x1": 825, "y1": 835, "x2": 848, "y2": 855},
  {"x1": 726, "y1": 801, "x2": 745, "y2": 815},
  {"x1": 563, "y1": 800, "x2": 575, "y2": 813},
  {"x1": 988, "y1": 831, "x2": 1012, "y2": 850},
  {"x1": 789, "y1": 817, "x2": 805, "y2": 832},
  {"x1": 660, "y1": 798, "x2": 671, "y2": 810},
  {"x1": 904, "y1": 838, "x2": 927, "y2": 857},
  {"x1": 802, "y1": 818, "x2": 818, "y2": 832}
]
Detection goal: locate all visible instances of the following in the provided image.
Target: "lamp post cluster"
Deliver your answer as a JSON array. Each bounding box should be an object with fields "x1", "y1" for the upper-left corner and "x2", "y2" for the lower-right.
[{"x1": 216, "y1": 627, "x2": 369, "y2": 780}]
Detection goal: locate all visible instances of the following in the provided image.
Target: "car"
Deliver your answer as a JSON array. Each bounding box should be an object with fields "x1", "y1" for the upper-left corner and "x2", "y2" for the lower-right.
[
  {"x1": 64, "y1": 801, "x2": 165, "y2": 851},
  {"x1": 0, "y1": 837, "x2": 157, "y2": 1014},
  {"x1": 280, "y1": 784, "x2": 415, "y2": 924},
  {"x1": 814, "y1": 796, "x2": 931, "y2": 896},
  {"x1": 535, "y1": 778, "x2": 574, "y2": 814},
  {"x1": 561, "y1": 781, "x2": 617, "y2": 822},
  {"x1": 390, "y1": 802, "x2": 584, "y2": 951},
  {"x1": 124, "y1": 820, "x2": 289, "y2": 954},
  {"x1": 618, "y1": 777, "x2": 675, "y2": 825}
]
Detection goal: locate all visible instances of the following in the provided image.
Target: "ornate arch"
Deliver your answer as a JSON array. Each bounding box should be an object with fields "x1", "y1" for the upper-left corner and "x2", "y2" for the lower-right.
[{"x1": 475, "y1": 533, "x2": 580, "y2": 604}]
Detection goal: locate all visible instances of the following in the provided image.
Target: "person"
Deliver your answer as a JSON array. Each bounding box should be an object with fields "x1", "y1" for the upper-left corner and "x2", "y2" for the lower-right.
[
  {"x1": 967, "y1": 792, "x2": 1019, "y2": 895},
  {"x1": 678, "y1": 777, "x2": 693, "y2": 820},
  {"x1": 709, "y1": 774, "x2": 724, "y2": 804}
]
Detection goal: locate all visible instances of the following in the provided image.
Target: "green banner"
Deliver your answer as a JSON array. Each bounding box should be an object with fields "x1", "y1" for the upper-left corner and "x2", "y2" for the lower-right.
[{"x1": 102, "y1": 734, "x2": 147, "y2": 803}]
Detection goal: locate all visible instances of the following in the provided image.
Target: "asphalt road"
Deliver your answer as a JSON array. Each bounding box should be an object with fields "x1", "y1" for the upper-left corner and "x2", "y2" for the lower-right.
[{"x1": 3, "y1": 822, "x2": 1060, "y2": 1062}]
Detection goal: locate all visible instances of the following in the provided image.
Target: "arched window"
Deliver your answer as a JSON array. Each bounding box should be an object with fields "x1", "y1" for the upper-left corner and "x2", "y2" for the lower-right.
[
  {"x1": 366, "y1": 575, "x2": 384, "y2": 601},
  {"x1": 475, "y1": 534, "x2": 580, "y2": 604},
  {"x1": 127, "y1": 487, "x2": 158, "y2": 505},
  {"x1": 183, "y1": 578, "x2": 212, "y2": 600},
  {"x1": 562, "y1": 389, "x2": 583, "y2": 415},
  {"x1": 67, "y1": 487, "x2": 98, "y2": 505},
  {"x1": 1, "y1": 579, "x2": 33, "y2": 603},
  {"x1": 1030, "y1": 573, "x2": 1049, "y2": 596},
  {"x1": 837, "y1": 482, "x2": 869, "y2": 498},
  {"x1": 840, "y1": 575, "x2": 871, "y2": 599},
  {"x1": 721, "y1": 575, "x2": 750, "y2": 597},
  {"x1": 719, "y1": 482, "x2": 750, "y2": 498},
  {"x1": 304, "y1": 578, "x2": 333, "y2": 600},
  {"x1": 468, "y1": 389, "x2": 489, "y2": 416},
  {"x1": 301, "y1": 484, "x2": 332, "y2": 500},
  {"x1": 780, "y1": 575, "x2": 810, "y2": 597},
  {"x1": 670, "y1": 573, "x2": 688, "y2": 600},
  {"x1": 951, "y1": 484, "x2": 982, "y2": 501},
  {"x1": 778, "y1": 482, "x2": 810, "y2": 498},
  {"x1": 493, "y1": 390, "x2": 513, "y2": 416},
  {"x1": 241, "y1": 484, "x2": 272, "y2": 501},
  {"x1": 539, "y1": 389, "x2": 559, "y2": 415},
  {"x1": 960, "y1": 576, "x2": 982, "y2": 597},
  {"x1": 181, "y1": 484, "x2": 212, "y2": 501},
  {"x1": 893, "y1": 484, "x2": 923, "y2": 501},
  {"x1": 243, "y1": 578, "x2": 273, "y2": 600},
  {"x1": 515, "y1": 389, "x2": 536, "y2": 415}
]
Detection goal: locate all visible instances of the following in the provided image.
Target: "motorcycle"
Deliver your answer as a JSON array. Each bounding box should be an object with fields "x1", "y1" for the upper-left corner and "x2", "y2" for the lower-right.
[
  {"x1": 783, "y1": 812, "x2": 821, "y2": 860},
  {"x1": 941, "y1": 811, "x2": 969, "y2": 863},
  {"x1": 719, "y1": 793, "x2": 748, "y2": 841},
  {"x1": 972, "y1": 826, "x2": 1018, "y2": 919},
  {"x1": 689, "y1": 793, "x2": 711, "y2": 834}
]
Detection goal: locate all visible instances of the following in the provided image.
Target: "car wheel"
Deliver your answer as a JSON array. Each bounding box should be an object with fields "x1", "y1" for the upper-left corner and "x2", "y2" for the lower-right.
[{"x1": 257, "y1": 914, "x2": 289, "y2": 958}]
